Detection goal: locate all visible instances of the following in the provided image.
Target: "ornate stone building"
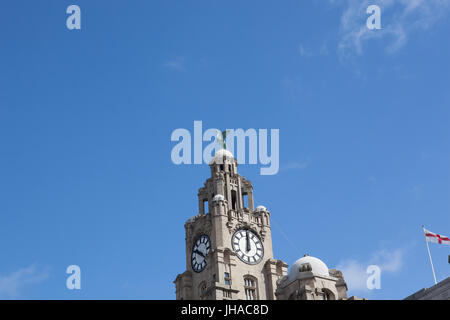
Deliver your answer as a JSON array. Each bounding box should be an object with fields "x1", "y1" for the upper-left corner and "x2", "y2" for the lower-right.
[
  {"x1": 275, "y1": 256, "x2": 348, "y2": 300},
  {"x1": 405, "y1": 277, "x2": 450, "y2": 300},
  {"x1": 174, "y1": 149, "x2": 350, "y2": 300}
]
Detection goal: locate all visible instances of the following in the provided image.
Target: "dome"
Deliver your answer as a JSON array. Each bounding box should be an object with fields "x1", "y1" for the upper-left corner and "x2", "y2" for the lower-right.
[
  {"x1": 212, "y1": 194, "x2": 225, "y2": 202},
  {"x1": 255, "y1": 205, "x2": 267, "y2": 212},
  {"x1": 288, "y1": 255, "x2": 329, "y2": 281},
  {"x1": 210, "y1": 149, "x2": 234, "y2": 165}
]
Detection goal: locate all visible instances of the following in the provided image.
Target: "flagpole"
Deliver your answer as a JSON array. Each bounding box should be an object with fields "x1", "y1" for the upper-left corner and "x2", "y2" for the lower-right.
[{"x1": 422, "y1": 225, "x2": 437, "y2": 285}]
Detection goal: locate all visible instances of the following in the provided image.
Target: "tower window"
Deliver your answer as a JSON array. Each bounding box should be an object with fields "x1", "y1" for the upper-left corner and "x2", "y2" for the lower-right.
[
  {"x1": 220, "y1": 164, "x2": 224, "y2": 171},
  {"x1": 224, "y1": 272, "x2": 231, "y2": 285},
  {"x1": 244, "y1": 277, "x2": 257, "y2": 300},
  {"x1": 231, "y1": 190, "x2": 237, "y2": 210},
  {"x1": 203, "y1": 199, "x2": 208, "y2": 214}
]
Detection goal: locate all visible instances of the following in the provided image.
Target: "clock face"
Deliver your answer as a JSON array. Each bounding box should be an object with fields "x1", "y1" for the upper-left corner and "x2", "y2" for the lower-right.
[
  {"x1": 191, "y1": 234, "x2": 211, "y2": 273},
  {"x1": 231, "y1": 229, "x2": 264, "y2": 265}
]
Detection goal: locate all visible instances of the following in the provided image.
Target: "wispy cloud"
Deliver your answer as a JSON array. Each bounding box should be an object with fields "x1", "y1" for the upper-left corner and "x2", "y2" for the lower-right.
[
  {"x1": 334, "y1": 0, "x2": 450, "y2": 59},
  {"x1": 0, "y1": 264, "x2": 49, "y2": 299},
  {"x1": 298, "y1": 42, "x2": 330, "y2": 58},
  {"x1": 298, "y1": 44, "x2": 312, "y2": 57},
  {"x1": 281, "y1": 159, "x2": 310, "y2": 172},
  {"x1": 337, "y1": 248, "x2": 405, "y2": 292},
  {"x1": 163, "y1": 57, "x2": 185, "y2": 71}
]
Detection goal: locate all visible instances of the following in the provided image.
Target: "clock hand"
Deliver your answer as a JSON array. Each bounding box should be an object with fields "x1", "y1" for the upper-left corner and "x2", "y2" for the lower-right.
[
  {"x1": 194, "y1": 249, "x2": 206, "y2": 258},
  {"x1": 246, "y1": 230, "x2": 251, "y2": 252}
]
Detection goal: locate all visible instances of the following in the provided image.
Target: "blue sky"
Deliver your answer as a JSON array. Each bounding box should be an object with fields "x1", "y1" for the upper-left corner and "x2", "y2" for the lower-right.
[{"x1": 0, "y1": 0, "x2": 449, "y2": 299}]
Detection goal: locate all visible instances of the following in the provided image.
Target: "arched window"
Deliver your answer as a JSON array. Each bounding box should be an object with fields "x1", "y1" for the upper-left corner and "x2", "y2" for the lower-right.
[
  {"x1": 322, "y1": 289, "x2": 335, "y2": 300},
  {"x1": 243, "y1": 276, "x2": 258, "y2": 300}
]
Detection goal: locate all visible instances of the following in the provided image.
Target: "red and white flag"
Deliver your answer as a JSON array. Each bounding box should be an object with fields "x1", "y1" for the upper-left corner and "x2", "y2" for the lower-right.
[{"x1": 423, "y1": 228, "x2": 450, "y2": 245}]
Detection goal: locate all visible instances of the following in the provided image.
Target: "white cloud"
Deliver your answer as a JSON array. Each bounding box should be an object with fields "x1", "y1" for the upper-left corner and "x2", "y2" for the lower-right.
[
  {"x1": 370, "y1": 248, "x2": 404, "y2": 272},
  {"x1": 163, "y1": 57, "x2": 185, "y2": 71},
  {"x1": 337, "y1": 259, "x2": 368, "y2": 291},
  {"x1": 335, "y1": 0, "x2": 450, "y2": 59},
  {"x1": 298, "y1": 44, "x2": 311, "y2": 57},
  {"x1": 0, "y1": 264, "x2": 49, "y2": 299},
  {"x1": 298, "y1": 42, "x2": 330, "y2": 58},
  {"x1": 337, "y1": 248, "x2": 404, "y2": 292},
  {"x1": 281, "y1": 159, "x2": 310, "y2": 172}
]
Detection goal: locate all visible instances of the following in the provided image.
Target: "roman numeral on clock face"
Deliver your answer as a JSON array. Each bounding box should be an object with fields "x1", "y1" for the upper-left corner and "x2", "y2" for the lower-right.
[
  {"x1": 231, "y1": 229, "x2": 264, "y2": 265},
  {"x1": 191, "y1": 234, "x2": 211, "y2": 273}
]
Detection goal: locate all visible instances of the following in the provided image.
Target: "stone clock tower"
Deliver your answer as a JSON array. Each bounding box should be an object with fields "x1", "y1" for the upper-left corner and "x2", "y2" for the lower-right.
[{"x1": 174, "y1": 149, "x2": 288, "y2": 300}]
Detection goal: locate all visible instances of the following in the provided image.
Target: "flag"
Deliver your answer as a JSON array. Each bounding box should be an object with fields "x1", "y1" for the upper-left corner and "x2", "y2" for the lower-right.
[{"x1": 423, "y1": 227, "x2": 450, "y2": 245}]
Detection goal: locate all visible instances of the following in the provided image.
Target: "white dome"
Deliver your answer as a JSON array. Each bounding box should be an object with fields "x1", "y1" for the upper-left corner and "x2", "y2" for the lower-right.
[
  {"x1": 212, "y1": 194, "x2": 225, "y2": 202},
  {"x1": 210, "y1": 149, "x2": 234, "y2": 164},
  {"x1": 255, "y1": 205, "x2": 267, "y2": 212},
  {"x1": 288, "y1": 255, "x2": 329, "y2": 281}
]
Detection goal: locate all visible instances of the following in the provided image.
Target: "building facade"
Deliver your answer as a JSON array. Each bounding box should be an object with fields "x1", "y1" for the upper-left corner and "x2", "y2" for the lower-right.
[
  {"x1": 405, "y1": 277, "x2": 450, "y2": 300},
  {"x1": 275, "y1": 256, "x2": 349, "y2": 300},
  {"x1": 174, "y1": 149, "x2": 350, "y2": 300}
]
